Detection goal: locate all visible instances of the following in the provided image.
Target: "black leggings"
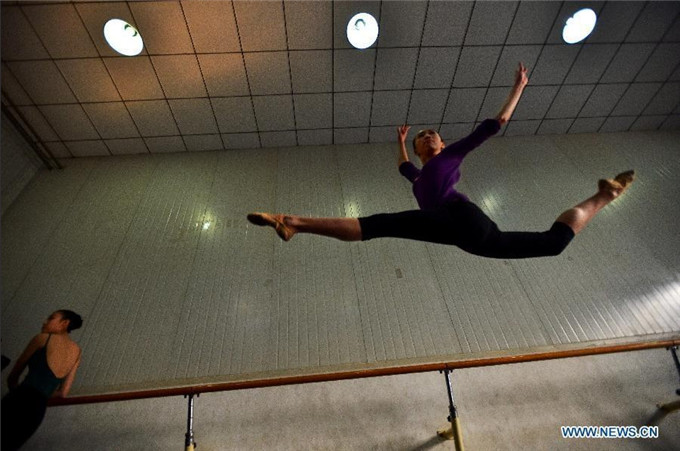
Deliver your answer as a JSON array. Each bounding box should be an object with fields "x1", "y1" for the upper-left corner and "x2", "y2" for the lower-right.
[
  {"x1": 1, "y1": 385, "x2": 48, "y2": 451},
  {"x1": 358, "y1": 201, "x2": 574, "y2": 259}
]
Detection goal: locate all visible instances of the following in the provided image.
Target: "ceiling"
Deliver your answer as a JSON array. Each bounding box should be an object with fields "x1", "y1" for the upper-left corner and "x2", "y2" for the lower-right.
[{"x1": 2, "y1": 0, "x2": 680, "y2": 159}]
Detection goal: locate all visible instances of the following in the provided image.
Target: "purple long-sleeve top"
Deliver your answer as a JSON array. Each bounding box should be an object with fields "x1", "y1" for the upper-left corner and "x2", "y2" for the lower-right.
[{"x1": 399, "y1": 119, "x2": 501, "y2": 210}]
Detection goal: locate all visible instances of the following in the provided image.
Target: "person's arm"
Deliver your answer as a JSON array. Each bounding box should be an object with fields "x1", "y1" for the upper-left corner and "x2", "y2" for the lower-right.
[
  {"x1": 495, "y1": 62, "x2": 529, "y2": 125},
  {"x1": 52, "y1": 352, "x2": 81, "y2": 398},
  {"x1": 7, "y1": 334, "x2": 45, "y2": 390},
  {"x1": 397, "y1": 124, "x2": 410, "y2": 166}
]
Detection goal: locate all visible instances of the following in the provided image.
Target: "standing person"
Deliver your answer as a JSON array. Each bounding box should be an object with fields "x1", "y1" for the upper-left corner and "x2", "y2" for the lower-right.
[
  {"x1": 247, "y1": 63, "x2": 634, "y2": 258},
  {"x1": 2, "y1": 310, "x2": 82, "y2": 450}
]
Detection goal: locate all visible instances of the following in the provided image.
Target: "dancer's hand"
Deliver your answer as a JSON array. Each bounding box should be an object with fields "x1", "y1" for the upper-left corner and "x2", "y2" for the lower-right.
[
  {"x1": 397, "y1": 125, "x2": 410, "y2": 144},
  {"x1": 515, "y1": 62, "x2": 528, "y2": 87}
]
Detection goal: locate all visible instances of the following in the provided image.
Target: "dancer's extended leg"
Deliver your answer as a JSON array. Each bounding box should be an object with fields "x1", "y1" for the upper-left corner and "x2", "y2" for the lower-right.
[
  {"x1": 555, "y1": 170, "x2": 635, "y2": 234},
  {"x1": 247, "y1": 213, "x2": 361, "y2": 242}
]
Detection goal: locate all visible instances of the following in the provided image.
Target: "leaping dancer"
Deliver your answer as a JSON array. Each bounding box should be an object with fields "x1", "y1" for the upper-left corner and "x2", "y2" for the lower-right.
[{"x1": 248, "y1": 63, "x2": 634, "y2": 259}]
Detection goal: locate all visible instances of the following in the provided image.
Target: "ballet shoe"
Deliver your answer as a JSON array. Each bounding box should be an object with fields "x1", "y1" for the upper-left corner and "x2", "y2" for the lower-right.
[
  {"x1": 247, "y1": 213, "x2": 294, "y2": 242},
  {"x1": 598, "y1": 169, "x2": 635, "y2": 198}
]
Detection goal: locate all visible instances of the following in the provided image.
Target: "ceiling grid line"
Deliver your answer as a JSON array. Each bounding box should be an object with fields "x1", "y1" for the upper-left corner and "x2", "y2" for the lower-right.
[
  {"x1": 178, "y1": 0, "x2": 227, "y2": 151},
  {"x1": 281, "y1": 0, "x2": 298, "y2": 147},
  {"x1": 126, "y1": 1, "x2": 188, "y2": 153},
  {"x1": 566, "y1": 2, "x2": 650, "y2": 134},
  {"x1": 404, "y1": 0, "x2": 431, "y2": 126},
  {"x1": 436, "y1": 0, "x2": 477, "y2": 134},
  {"x1": 474, "y1": 0, "x2": 523, "y2": 134},
  {"x1": 72, "y1": 1, "x2": 151, "y2": 154},
  {"x1": 230, "y1": 0, "x2": 261, "y2": 148},
  {"x1": 331, "y1": 0, "x2": 334, "y2": 145},
  {"x1": 367, "y1": 0, "x2": 384, "y2": 143}
]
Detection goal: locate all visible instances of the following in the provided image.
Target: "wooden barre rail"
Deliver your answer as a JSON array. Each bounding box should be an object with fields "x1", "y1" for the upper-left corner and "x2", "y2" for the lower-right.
[{"x1": 49, "y1": 337, "x2": 680, "y2": 407}]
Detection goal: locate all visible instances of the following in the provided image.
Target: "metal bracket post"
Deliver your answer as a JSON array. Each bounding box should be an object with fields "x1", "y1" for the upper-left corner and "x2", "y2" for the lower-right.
[
  {"x1": 436, "y1": 369, "x2": 465, "y2": 451},
  {"x1": 185, "y1": 393, "x2": 199, "y2": 451}
]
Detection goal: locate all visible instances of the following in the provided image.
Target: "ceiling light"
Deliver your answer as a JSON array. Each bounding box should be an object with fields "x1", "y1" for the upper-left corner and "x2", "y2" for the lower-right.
[
  {"x1": 562, "y1": 8, "x2": 597, "y2": 44},
  {"x1": 104, "y1": 19, "x2": 143, "y2": 56},
  {"x1": 347, "y1": 13, "x2": 379, "y2": 49}
]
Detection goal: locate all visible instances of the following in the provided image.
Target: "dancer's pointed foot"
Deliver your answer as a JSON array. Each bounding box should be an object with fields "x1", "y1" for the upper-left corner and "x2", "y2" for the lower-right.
[
  {"x1": 247, "y1": 213, "x2": 295, "y2": 241},
  {"x1": 598, "y1": 169, "x2": 635, "y2": 199}
]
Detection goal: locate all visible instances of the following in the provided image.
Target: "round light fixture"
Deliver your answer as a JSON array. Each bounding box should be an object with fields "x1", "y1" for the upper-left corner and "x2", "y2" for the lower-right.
[
  {"x1": 104, "y1": 19, "x2": 143, "y2": 56},
  {"x1": 347, "y1": 13, "x2": 379, "y2": 49},
  {"x1": 562, "y1": 8, "x2": 597, "y2": 44}
]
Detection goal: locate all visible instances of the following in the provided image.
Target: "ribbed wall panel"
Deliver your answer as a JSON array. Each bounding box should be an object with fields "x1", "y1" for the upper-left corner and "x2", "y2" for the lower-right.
[{"x1": 2, "y1": 130, "x2": 679, "y2": 395}]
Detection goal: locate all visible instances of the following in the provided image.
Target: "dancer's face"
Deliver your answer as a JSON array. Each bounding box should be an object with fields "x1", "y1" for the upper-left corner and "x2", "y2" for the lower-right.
[
  {"x1": 42, "y1": 311, "x2": 69, "y2": 334},
  {"x1": 413, "y1": 129, "x2": 445, "y2": 162}
]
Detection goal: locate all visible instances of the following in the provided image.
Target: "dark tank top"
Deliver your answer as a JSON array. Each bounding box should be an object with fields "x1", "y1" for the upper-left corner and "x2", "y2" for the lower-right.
[{"x1": 21, "y1": 334, "x2": 66, "y2": 398}]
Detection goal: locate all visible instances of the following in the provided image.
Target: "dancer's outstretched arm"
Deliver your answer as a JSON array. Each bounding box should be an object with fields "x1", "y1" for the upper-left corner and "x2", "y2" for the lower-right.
[
  {"x1": 496, "y1": 62, "x2": 528, "y2": 125},
  {"x1": 397, "y1": 124, "x2": 410, "y2": 166}
]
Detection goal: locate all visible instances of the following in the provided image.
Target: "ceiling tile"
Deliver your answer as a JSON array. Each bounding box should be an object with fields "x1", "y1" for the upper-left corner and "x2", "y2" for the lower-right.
[
  {"x1": 1, "y1": 6, "x2": 49, "y2": 60},
  {"x1": 7, "y1": 61, "x2": 77, "y2": 104},
  {"x1": 374, "y1": 48, "x2": 418, "y2": 90},
  {"x1": 477, "y1": 87, "x2": 509, "y2": 120},
  {"x1": 129, "y1": 1, "x2": 194, "y2": 54},
  {"x1": 244, "y1": 52, "x2": 291, "y2": 95},
  {"x1": 370, "y1": 91, "x2": 409, "y2": 126},
  {"x1": 222, "y1": 133, "x2": 259, "y2": 150},
  {"x1": 104, "y1": 57, "x2": 164, "y2": 101},
  {"x1": 413, "y1": 47, "x2": 459, "y2": 89},
  {"x1": 16, "y1": 106, "x2": 59, "y2": 141},
  {"x1": 408, "y1": 89, "x2": 448, "y2": 125},
  {"x1": 183, "y1": 134, "x2": 223, "y2": 152},
  {"x1": 439, "y1": 123, "x2": 475, "y2": 143},
  {"x1": 537, "y1": 119, "x2": 572, "y2": 135},
  {"x1": 181, "y1": 0, "x2": 240, "y2": 53},
  {"x1": 569, "y1": 117, "x2": 605, "y2": 133},
  {"x1": 505, "y1": 120, "x2": 540, "y2": 136},
  {"x1": 198, "y1": 54, "x2": 249, "y2": 97},
  {"x1": 145, "y1": 136, "x2": 186, "y2": 153},
  {"x1": 75, "y1": 1, "x2": 142, "y2": 57},
  {"x1": 334, "y1": 49, "x2": 376, "y2": 92},
  {"x1": 625, "y1": 1, "x2": 680, "y2": 42},
  {"x1": 168, "y1": 99, "x2": 219, "y2": 135},
  {"x1": 443, "y1": 88, "x2": 486, "y2": 123},
  {"x1": 530, "y1": 45, "x2": 580, "y2": 85},
  {"x1": 643, "y1": 82, "x2": 680, "y2": 116},
  {"x1": 2, "y1": 64, "x2": 32, "y2": 105},
  {"x1": 611, "y1": 83, "x2": 662, "y2": 116},
  {"x1": 105, "y1": 138, "x2": 149, "y2": 155},
  {"x1": 126, "y1": 100, "x2": 179, "y2": 137},
  {"x1": 422, "y1": 1, "x2": 472, "y2": 47},
  {"x1": 298, "y1": 129, "x2": 332, "y2": 146},
  {"x1": 453, "y1": 47, "x2": 502, "y2": 88},
  {"x1": 66, "y1": 140, "x2": 110, "y2": 157},
  {"x1": 294, "y1": 94, "x2": 332, "y2": 129},
  {"x1": 660, "y1": 115, "x2": 680, "y2": 130},
  {"x1": 261, "y1": 131, "x2": 296, "y2": 148},
  {"x1": 546, "y1": 85, "x2": 595, "y2": 119},
  {"x1": 23, "y1": 3, "x2": 98, "y2": 58},
  {"x1": 490, "y1": 45, "x2": 542, "y2": 86},
  {"x1": 544, "y1": 2, "x2": 606, "y2": 44},
  {"x1": 234, "y1": 0, "x2": 287, "y2": 51},
  {"x1": 152, "y1": 55, "x2": 207, "y2": 98},
  {"x1": 630, "y1": 115, "x2": 666, "y2": 131},
  {"x1": 377, "y1": 1, "x2": 427, "y2": 47},
  {"x1": 333, "y1": 92, "x2": 371, "y2": 127},
  {"x1": 635, "y1": 43, "x2": 680, "y2": 82},
  {"x1": 39, "y1": 105, "x2": 99, "y2": 141},
  {"x1": 369, "y1": 126, "x2": 397, "y2": 143},
  {"x1": 464, "y1": 1, "x2": 518, "y2": 45},
  {"x1": 83, "y1": 103, "x2": 139, "y2": 139},
  {"x1": 44, "y1": 142, "x2": 71, "y2": 159},
  {"x1": 506, "y1": 1, "x2": 561, "y2": 45},
  {"x1": 564, "y1": 44, "x2": 618, "y2": 84},
  {"x1": 284, "y1": 0, "x2": 332, "y2": 50},
  {"x1": 334, "y1": 128, "x2": 368, "y2": 144},
  {"x1": 600, "y1": 43, "x2": 655, "y2": 83},
  {"x1": 579, "y1": 84, "x2": 628, "y2": 117},
  {"x1": 290, "y1": 51, "x2": 332, "y2": 93},
  {"x1": 513, "y1": 86, "x2": 560, "y2": 120},
  {"x1": 56, "y1": 59, "x2": 120, "y2": 103},
  {"x1": 664, "y1": 13, "x2": 680, "y2": 41},
  {"x1": 333, "y1": 1, "x2": 381, "y2": 49},
  {"x1": 600, "y1": 116, "x2": 636, "y2": 133},
  {"x1": 588, "y1": 1, "x2": 644, "y2": 43},
  {"x1": 213, "y1": 97, "x2": 256, "y2": 133},
  {"x1": 253, "y1": 96, "x2": 295, "y2": 131},
  {"x1": 672, "y1": 65, "x2": 680, "y2": 82}
]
